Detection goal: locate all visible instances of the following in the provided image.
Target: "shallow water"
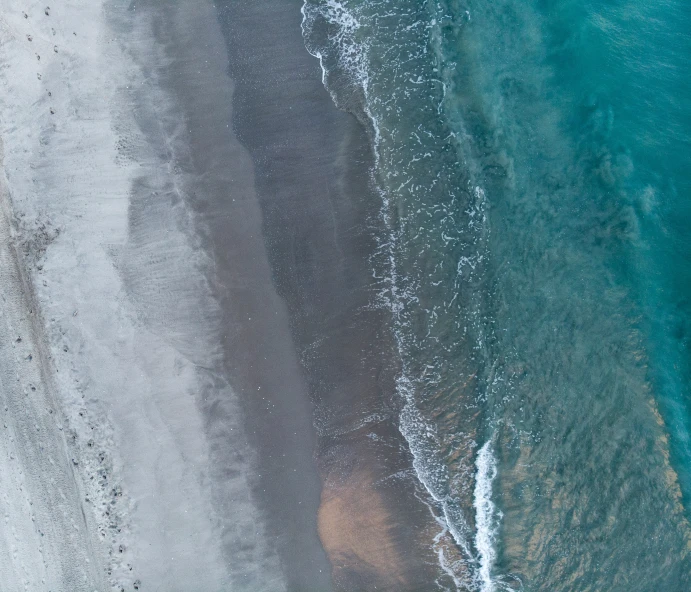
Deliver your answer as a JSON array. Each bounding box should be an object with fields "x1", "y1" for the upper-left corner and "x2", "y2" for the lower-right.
[{"x1": 302, "y1": 0, "x2": 691, "y2": 589}]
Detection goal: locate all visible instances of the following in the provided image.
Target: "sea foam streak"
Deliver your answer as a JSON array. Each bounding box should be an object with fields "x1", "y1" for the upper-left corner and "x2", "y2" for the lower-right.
[
  {"x1": 474, "y1": 441, "x2": 499, "y2": 592},
  {"x1": 301, "y1": 1, "x2": 482, "y2": 587}
]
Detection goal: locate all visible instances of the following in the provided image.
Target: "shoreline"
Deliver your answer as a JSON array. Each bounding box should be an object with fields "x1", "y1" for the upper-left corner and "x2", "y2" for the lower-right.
[{"x1": 219, "y1": 0, "x2": 456, "y2": 588}]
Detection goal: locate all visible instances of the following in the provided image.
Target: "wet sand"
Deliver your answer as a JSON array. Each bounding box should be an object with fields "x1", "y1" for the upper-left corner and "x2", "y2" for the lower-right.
[
  {"x1": 136, "y1": 0, "x2": 333, "y2": 588},
  {"x1": 219, "y1": 0, "x2": 454, "y2": 589}
]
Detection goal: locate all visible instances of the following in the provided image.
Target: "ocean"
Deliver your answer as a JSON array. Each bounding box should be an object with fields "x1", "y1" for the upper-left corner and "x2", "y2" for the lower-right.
[{"x1": 301, "y1": 0, "x2": 691, "y2": 590}]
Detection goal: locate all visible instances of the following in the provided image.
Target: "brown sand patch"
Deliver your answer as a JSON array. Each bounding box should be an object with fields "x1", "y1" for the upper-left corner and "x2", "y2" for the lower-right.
[{"x1": 318, "y1": 467, "x2": 410, "y2": 591}]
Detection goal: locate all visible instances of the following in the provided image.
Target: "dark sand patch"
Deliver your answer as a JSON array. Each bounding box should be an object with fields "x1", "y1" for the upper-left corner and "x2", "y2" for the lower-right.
[{"x1": 130, "y1": 0, "x2": 332, "y2": 589}]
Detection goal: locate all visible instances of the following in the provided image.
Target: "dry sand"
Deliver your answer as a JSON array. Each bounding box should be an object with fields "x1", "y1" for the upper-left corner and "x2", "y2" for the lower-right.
[{"x1": 0, "y1": 0, "x2": 291, "y2": 589}]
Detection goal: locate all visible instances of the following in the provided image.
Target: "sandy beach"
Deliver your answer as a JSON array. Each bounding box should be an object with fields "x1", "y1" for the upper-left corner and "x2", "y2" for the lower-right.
[
  {"x1": 0, "y1": 0, "x2": 287, "y2": 588},
  {"x1": 0, "y1": 0, "x2": 451, "y2": 590}
]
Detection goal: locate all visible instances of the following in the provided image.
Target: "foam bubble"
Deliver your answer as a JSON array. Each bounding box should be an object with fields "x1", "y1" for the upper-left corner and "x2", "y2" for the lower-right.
[
  {"x1": 474, "y1": 441, "x2": 499, "y2": 592},
  {"x1": 301, "y1": 2, "x2": 494, "y2": 587}
]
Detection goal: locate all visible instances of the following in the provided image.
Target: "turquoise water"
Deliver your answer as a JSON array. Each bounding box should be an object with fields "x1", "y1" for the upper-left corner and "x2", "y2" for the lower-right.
[{"x1": 303, "y1": 0, "x2": 691, "y2": 589}]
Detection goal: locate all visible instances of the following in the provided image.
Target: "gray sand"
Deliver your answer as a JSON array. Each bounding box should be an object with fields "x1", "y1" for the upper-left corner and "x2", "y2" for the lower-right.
[
  {"x1": 0, "y1": 0, "x2": 307, "y2": 589},
  {"x1": 0, "y1": 144, "x2": 106, "y2": 590}
]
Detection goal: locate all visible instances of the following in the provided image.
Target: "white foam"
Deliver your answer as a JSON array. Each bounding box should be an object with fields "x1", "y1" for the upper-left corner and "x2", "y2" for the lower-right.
[
  {"x1": 301, "y1": 3, "x2": 498, "y2": 589},
  {"x1": 474, "y1": 440, "x2": 499, "y2": 592},
  {"x1": 301, "y1": 0, "x2": 381, "y2": 154}
]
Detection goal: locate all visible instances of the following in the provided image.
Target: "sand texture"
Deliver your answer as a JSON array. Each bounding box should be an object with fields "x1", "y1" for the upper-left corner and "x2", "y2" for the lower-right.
[
  {"x1": 0, "y1": 0, "x2": 453, "y2": 590},
  {"x1": 0, "y1": 0, "x2": 293, "y2": 589}
]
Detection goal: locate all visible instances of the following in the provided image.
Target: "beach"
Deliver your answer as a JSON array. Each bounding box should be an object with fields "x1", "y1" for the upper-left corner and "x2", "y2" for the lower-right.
[
  {"x1": 3, "y1": 0, "x2": 690, "y2": 590},
  {"x1": 0, "y1": 0, "x2": 449, "y2": 589}
]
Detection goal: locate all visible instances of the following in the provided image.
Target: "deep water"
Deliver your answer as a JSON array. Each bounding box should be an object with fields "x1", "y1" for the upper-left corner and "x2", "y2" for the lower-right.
[{"x1": 302, "y1": 0, "x2": 691, "y2": 590}]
